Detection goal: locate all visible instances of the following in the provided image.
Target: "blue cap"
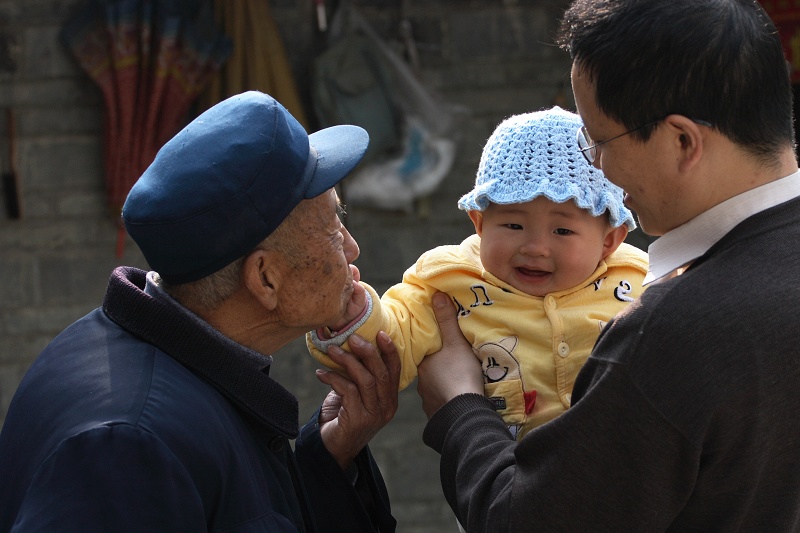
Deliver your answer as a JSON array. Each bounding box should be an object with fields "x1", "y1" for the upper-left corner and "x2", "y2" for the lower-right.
[
  {"x1": 123, "y1": 91, "x2": 369, "y2": 284},
  {"x1": 458, "y1": 106, "x2": 635, "y2": 230}
]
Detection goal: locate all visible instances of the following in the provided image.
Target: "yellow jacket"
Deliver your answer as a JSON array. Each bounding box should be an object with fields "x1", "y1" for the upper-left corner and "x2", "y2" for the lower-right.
[{"x1": 308, "y1": 235, "x2": 648, "y2": 438}]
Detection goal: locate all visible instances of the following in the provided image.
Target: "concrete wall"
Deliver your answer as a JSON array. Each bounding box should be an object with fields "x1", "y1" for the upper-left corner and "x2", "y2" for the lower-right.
[{"x1": 0, "y1": 1, "x2": 575, "y2": 531}]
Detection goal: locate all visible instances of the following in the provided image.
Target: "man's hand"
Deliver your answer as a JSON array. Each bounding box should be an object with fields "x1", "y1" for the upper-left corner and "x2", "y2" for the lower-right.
[
  {"x1": 417, "y1": 292, "x2": 484, "y2": 418},
  {"x1": 315, "y1": 331, "x2": 401, "y2": 470}
]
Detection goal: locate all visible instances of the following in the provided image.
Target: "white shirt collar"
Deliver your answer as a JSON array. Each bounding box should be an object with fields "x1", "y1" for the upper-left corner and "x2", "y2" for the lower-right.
[{"x1": 643, "y1": 169, "x2": 800, "y2": 285}]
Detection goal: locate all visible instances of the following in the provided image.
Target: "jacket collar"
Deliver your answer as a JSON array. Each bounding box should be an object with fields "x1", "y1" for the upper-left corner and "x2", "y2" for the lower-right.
[{"x1": 102, "y1": 266, "x2": 299, "y2": 438}]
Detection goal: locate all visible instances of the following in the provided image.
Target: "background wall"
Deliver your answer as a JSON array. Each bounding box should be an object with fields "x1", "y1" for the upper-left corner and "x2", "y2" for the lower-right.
[{"x1": 0, "y1": 1, "x2": 575, "y2": 531}]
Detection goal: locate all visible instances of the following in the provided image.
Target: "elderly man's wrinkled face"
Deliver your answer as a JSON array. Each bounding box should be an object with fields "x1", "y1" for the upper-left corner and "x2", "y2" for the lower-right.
[{"x1": 275, "y1": 189, "x2": 361, "y2": 330}]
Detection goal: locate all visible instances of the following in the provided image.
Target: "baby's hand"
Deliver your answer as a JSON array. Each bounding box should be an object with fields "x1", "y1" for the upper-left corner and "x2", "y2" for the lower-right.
[{"x1": 328, "y1": 265, "x2": 367, "y2": 334}]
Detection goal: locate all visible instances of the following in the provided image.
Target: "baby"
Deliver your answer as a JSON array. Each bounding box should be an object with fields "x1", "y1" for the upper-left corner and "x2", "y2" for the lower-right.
[{"x1": 308, "y1": 107, "x2": 648, "y2": 438}]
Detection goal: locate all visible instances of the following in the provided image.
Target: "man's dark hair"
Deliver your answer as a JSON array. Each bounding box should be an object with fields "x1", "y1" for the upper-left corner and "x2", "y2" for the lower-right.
[{"x1": 557, "y1": 0, "x2": 795, "y2": 163}]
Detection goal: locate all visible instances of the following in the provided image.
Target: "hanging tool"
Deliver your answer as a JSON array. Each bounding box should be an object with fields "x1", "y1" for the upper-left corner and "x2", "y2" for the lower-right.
[
  {"x1": 3, "y1": 107, "x2": 21, "y2": 219},
  {"x1": 315, "y1": 0, "x2": 327, "y2": 32}
]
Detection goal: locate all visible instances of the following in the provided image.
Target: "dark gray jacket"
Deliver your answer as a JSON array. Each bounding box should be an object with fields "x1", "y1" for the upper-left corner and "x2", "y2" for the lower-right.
[{"x1": 425, "y1": 196, "x2": 800, "y2": 532}]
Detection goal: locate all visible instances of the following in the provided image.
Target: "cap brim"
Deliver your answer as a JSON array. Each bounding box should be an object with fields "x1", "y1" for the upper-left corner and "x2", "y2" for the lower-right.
[{"x1": 305, "y1": 125, "x2": 369, "y2": 198}]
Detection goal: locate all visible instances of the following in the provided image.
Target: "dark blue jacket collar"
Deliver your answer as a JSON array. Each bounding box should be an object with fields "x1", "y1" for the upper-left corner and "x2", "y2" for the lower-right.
[{"x1": 102, "y1": 266, "x2": 300, "y2": 438}]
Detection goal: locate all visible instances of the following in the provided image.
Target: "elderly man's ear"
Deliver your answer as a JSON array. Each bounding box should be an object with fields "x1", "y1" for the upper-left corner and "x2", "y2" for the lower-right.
[{"x1": 243, "y1": 249, "x2": 282, "y2": 311}]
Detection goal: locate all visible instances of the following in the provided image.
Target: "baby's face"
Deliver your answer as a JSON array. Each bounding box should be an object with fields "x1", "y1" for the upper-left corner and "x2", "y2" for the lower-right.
[{"x1": 471, "y1": 197, "x2": 615, "y2": 297}]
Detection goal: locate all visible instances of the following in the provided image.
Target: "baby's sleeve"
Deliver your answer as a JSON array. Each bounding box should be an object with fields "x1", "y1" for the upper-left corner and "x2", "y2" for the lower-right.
[{"x1": 305, "y1": 278, "x2": 443, "y2": 391}]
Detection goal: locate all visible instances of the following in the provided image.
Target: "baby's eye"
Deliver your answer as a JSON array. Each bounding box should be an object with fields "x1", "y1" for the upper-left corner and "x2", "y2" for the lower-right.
[
  {"x1": 504, "y1": 223, "x2": 523, "y2": 230},
  {"x1": 554, "y1": 228, "x2": 573, "y2": 235}
]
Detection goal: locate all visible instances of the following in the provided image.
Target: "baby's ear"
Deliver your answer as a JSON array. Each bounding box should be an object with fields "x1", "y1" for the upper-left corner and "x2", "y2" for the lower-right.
[
  {"x1": 468, "y1": 210, "x2": 484, "y2": 235},
  {"x1": 601, "y1": 224, "x2": 629, "y2": 259}
]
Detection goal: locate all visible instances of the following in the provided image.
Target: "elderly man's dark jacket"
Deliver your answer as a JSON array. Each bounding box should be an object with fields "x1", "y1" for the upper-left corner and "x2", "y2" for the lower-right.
[{"x1": 0, "y1": 267, "x2": 395, "y2": 532}]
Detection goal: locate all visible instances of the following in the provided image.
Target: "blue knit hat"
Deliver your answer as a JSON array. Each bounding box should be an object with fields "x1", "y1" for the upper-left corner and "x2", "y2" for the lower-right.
[{"x1": 458, "y1": 106, "x2": 635, "y2": 230}]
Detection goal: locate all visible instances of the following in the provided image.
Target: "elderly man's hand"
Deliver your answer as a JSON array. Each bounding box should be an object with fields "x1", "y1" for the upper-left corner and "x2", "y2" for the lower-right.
[
  {"x1": 315, "y1": 332, "x2": 401, "y2": 470},
  {"x1": 417, "y1": 292, "x2": 484, "y2": 419}
]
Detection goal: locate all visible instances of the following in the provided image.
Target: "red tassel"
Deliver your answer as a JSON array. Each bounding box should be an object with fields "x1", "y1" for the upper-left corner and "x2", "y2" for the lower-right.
[{"x1": 524, "y1": 390, "x2": 537, "y2": 415}]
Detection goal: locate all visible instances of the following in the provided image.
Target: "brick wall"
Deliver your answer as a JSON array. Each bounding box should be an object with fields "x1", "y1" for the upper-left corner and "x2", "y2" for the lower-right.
[{"x1": 0, "y1": 1, "x2": 574, "y2": 531}]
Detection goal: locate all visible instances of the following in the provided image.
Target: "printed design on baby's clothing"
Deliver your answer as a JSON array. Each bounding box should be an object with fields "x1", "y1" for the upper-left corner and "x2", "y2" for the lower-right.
[
  {"x1": 478, "y1": 336, "x2": 522, "y2": 384},
  {"x1": 454, "y1": 284, "x2": 494, "y2": 317},
  {"x1": 476, "y1": 336, "x2": 532, "y2": 437},
  {"x1": 469, "y1": 284, "x2": 494, "y2": 307},
  {"x1": 591, "y1": 276, "x2": 635, "y2": 302},
  {"x1": 614, "y1": 280, "x2": 634, "y2": 302}
]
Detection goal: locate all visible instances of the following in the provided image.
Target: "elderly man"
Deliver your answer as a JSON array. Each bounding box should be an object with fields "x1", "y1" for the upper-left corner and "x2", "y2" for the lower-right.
[
  {"x1": 0, "y1": 92, "x2": 399, "y2": 532},
  {"x1": 417, "y1": 0, "x2": 800, "y2": 531}
]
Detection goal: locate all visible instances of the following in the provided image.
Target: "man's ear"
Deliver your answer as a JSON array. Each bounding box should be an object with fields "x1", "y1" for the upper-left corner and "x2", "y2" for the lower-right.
[
  {"x1": 242, "y1": 249, "x2": 281, "y2": 311},
  {"x1": 601, "y1": 224, "x2": 629, "y2": 260},
  {"x1": 663, "y1": 114, "x2": 705, "y2": 173},
  {"x1": 468, "y1": 210, "x2": 484, "y2": 236}
]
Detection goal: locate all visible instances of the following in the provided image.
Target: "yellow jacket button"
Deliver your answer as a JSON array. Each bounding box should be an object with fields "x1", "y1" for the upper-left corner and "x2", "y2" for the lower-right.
[{"x1": 558, "y1": 341, "x2": 570, "y2": 357}]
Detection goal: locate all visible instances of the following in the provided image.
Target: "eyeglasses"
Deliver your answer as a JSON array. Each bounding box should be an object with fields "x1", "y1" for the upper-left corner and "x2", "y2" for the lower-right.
[{"x1": 576, "y1": 118, "x2": 713, "y2": 165}]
